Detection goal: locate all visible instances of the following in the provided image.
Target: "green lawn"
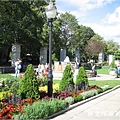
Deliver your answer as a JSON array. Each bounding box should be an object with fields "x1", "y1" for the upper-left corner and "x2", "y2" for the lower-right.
[
  {"x1": 89, "y1": 80, "x2": 120, "y2": 88},
  {"x1": 1, "y1": 73, "x2": 120, "y2": 88},
  {"x1": 0, "y1": 74, "x2": 15, "y2": 79},
  {"x1": 97, "y1": 67, "x2": 109, "y2": 75},
  {"x1": 53, "y1": 80, "x2": 120, "y2": 88}
]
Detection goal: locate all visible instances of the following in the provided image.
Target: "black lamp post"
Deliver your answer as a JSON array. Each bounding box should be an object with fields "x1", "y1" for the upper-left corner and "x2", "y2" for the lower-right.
[{"x1": 46, "y1": 1, "x2": 57, "y2": 97}]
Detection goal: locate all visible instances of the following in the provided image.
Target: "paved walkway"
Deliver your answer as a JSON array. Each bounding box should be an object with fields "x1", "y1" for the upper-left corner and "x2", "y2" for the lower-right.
[
  {"x1": 88, "y1": 74, "x2": 120, "y2": 80},
  {"x1": 52, "y1": 72, "x2": 120, "y2": 80},
  {"x1": 10, "y1": 72, "x2": 120, "y2": 80},
  {"x1": 51, "y1": 86, "x2": 120, "y2": 120}
]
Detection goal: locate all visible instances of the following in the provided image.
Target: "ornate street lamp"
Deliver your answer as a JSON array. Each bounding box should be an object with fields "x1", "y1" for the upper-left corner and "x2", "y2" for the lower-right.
[{"x1": 45, "y1": 1, "x2": 57, "y2": 97}]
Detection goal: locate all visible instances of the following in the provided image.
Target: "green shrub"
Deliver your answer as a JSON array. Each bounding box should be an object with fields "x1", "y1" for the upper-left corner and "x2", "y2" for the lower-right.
[
  {"x1": 81, "y1": 89, "x2": 98, "y2": 100},
  {"x1": 109, "y1": 60, "x2": 116, "y2": 68},
  {"x1": 74, "y1": 94, "x2": 83, "y2": 103},
  {"x1": 10, "y1": 80, "x2": 20, "y2": 94},
  {"x1": 59, "y1": 64, "x2": 74, "y2": 91},
  {"x1": 14, "y1": 99, "x2": 67, "y2": 119},
  {"x1": 0, "y1": 77, "x2": 17, "y2": 92},
  {"x1": 97, "y1": 89, "x2": 103, "y2": 94},
  {"x1": 65, "y1": 96, "x2": 74, "y2": 105},
  {"x1": 114, "y1": 50, "x2": 120, "y2": 60},
  {"x1": 18, "y1": 64, "x2": 40, "y2": 99},
  {"x1": 102, "y1": 61, "x2": 109, "y2": 66},
  {"x1": 101, "y1": 85, "x2": 112, "y2": 92},
  {"x1": 76, "y1": 66, "x2": 89, "y2": 85},
  {"x1": 52, "y1": 53, "x2": 58, "y2": 61}
]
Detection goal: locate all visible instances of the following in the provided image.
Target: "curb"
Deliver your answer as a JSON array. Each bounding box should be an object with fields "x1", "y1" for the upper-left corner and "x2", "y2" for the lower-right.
[{"x1": 47, "y1": 85, "x2": 120, "y2": 119}]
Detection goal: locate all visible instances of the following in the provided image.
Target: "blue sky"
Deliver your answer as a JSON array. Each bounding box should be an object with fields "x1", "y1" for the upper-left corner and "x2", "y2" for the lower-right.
[{"x1": 56, "y1": 0, "x2": 120, "y2": 44}]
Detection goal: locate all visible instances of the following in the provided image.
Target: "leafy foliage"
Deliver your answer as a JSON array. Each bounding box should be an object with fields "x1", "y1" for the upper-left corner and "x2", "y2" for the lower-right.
[
  {"x1": 0, "y1": 0, "x2": 47, "y2": 63},
  {"x1": 114, "y1": 50, "x2": 120, "y2": 60},
  {"x1": 109, "y1": 60, "x2": 116, "y2": 68},
  {"x1": 85, "y1": 34, "x2": 105, "y2": 61},
  {"x1": 14, "y1": 99, "x2": 67, "y2": 120},
  {"x1": 65, "y1": 96, "x2": 74, "y2": 105},
  {"x1": 76, "y1": 66, "x2": 89, "y2": 85},
  {"x1": 59, "y1": 64, "x2": 74, "y2": 91},
  {"x1": 18, "y1": 64, "x2": 40, "y2": 99},
  {"x1": 74, "y1": 94, "x2": 83, "y2": 103}
]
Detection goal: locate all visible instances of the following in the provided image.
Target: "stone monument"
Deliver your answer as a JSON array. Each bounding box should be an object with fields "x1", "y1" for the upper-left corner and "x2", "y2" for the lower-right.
[
  {"x1": 60, "y1": 47, "x2": 66, "y2": 62},
  {"x1": 11, "y1": 43, "x2": 21, "y2": 66},
  {"x1": 39, "y1": 47, "x2": 47, "y2": 64}
]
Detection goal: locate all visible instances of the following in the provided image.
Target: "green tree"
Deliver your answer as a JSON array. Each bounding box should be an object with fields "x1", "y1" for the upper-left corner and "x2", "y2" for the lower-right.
[
  {"x1": 59, "y1": 64, "x2": 74, "y2": 91},
  {"x1": 114, "y1": 50, "x2": 120, "y2": 60},
  {"x1": 71, "y1": 25, "x2": 95, "y2": 62},
  {"x1": 76, "y1": 66, "x2": 88, "y2": 90},
  {"x1": 106, "y1": 40, "x2": 119, "y2": 55},
  {"x1": 0, "y1": 0, "x2": 47, "y2": 63},
  {"x1": 18, "y1": 64, "x2": 40, "y2": 99},
  {"x1": 57, "y1": 12, "x2": 78, "y2": 48},
  {"x1": 85, "y1": 34, "x2": 105, "y2": 62}
]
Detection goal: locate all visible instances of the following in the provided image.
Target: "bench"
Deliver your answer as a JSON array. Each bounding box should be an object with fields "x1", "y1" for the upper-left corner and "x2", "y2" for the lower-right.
[{"x1": 86, "y1": 70, "x2": 96, "y2": 78}]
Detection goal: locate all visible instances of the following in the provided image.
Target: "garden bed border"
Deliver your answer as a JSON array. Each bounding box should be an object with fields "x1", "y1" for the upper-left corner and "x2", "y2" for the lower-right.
[{"x1": 47, "y1": 85, "x2": 120, "y2": 119}]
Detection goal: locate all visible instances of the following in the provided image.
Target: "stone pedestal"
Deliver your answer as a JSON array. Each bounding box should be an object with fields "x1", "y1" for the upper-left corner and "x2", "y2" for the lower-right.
[
  {"x1": 109, "y1": 55, "x2": 114, "y2": 65},
  {"x1": 60, "y1": 48, "x2": 66, "y2": 62},
  {"x1": 11, "y1": 44, "x2": 21, "y2": 66},
  {"x1": 39, "y1": 47, "x2": 47, "y2": 64},
  {"x1": 98, "y1": 52, "x2": 104, "y2": 63},
  {"x1": 76, "y1": 49, "x2": 80, "y2": 62}
]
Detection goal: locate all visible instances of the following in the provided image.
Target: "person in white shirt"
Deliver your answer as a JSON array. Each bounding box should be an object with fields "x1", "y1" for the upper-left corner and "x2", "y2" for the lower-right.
[
  {"x1": 15, "y1": 59, "x2": 20, "y2": 78},
  {"x1": 74, "y1": 57, "x2": 80, "y2": 82},
  {"x1": 92, "y1": 64, "x2": 97, "y2": 76}
]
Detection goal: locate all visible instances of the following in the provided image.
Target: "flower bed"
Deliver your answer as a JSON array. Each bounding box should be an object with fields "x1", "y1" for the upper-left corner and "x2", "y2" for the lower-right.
[
  {"x1": 0, "y1": 64, "x2": 113, "y2": 119},
  {"x1": 0, "y1": 84, "x2": 112, "y2": 119}
]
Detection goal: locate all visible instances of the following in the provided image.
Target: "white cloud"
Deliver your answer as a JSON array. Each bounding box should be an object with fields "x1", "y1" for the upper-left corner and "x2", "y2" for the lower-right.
[
  {"x1": 57, "y1": 0, "x2": 115, "y2": 11},
  {"x1": 82, "y1": 23, "x2": 120, "y2": 43},
  {"x1": 105, "y1": 6, "x2": 120, "y2": 24},
  {"x1": 56, "y1": 0, "x2": 119, "y2": 44},
  {"x1": 57, "y1": 0, "x2": 115, "y2": 18}
]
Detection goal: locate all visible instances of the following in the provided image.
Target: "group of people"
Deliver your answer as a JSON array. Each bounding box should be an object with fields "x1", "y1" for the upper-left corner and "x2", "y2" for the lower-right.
[
  {"x1": 14, "y1": 56, "x2": 120, "y2": 79},
  {"x1": 37, "y1": 63, "x2": 49, "y2": 77}
]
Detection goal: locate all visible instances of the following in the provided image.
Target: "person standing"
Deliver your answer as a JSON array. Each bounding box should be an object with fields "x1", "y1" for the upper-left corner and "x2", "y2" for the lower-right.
[
  {"x1": 116, "y1": 62, "x2": 120, "y2": 78},
  {"x1": 38, "y1": 64, "x2": 41, "y2": 77},
  {"x1": 92, "y1": 64, "x2": 97, "y2": 76},
  {"x1": 15, "y1": 59, "x2": 21, "y2": 78},
  {"x1": 74, "y1": 57, "x2": 80, "y2": 82}
]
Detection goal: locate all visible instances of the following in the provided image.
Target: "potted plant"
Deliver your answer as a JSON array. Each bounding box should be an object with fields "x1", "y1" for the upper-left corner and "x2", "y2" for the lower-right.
[{"x1": 109, "y1": 60, "x2": 117, "y2": 76}]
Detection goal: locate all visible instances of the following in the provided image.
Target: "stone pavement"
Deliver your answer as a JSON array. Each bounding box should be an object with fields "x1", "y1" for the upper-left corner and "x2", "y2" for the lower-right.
[
  {"x1": 10, "y1": 72, "x2": 120, "y2": 81},
  {"x1": 52, "y1": 72, "x2": 120, "y2": 80},
  {"x1": 51, "y1": 86, "x2": 120, "y2": 120},
  {"x1": 88, "y1": 74, "x2": 120, "y2": 81}
]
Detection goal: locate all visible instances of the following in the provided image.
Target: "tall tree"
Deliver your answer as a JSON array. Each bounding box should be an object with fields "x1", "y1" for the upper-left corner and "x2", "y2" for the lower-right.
[
  {"x1": 0, "y1": 0, "x2": 47, "y2": 64},
  {"x1": 57, "y1": 12, "x2": 79, "y2": 48},
  {"x1": 105, "y1": 40, "x2": 119, "y2": 55},
  {"x1": 85, "y1": 34, "x2": 105, "y2": 62}
]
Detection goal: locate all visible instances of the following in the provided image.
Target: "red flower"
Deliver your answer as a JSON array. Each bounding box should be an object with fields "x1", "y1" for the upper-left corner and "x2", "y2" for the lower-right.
[{"x1": 7, "y1": 113, "x2": 13, "y2": 119}]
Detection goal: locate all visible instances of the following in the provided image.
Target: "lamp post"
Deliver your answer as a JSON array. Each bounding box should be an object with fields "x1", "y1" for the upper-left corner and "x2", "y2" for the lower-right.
[{"x1": 46, "y1": 1, "x2": 57, "y2": 97}]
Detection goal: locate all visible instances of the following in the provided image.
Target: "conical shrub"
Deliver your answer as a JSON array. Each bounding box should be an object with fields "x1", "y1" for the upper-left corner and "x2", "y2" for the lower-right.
[
  {"x1": 59, "y1": 64, "x2": 74, "y2": 91},
  {"x1": 75, "y1": 66, "x2": 89, "y2": 90},
  {"x1": 18, "y1": 64, "x2": 40, "y2": 99}
]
